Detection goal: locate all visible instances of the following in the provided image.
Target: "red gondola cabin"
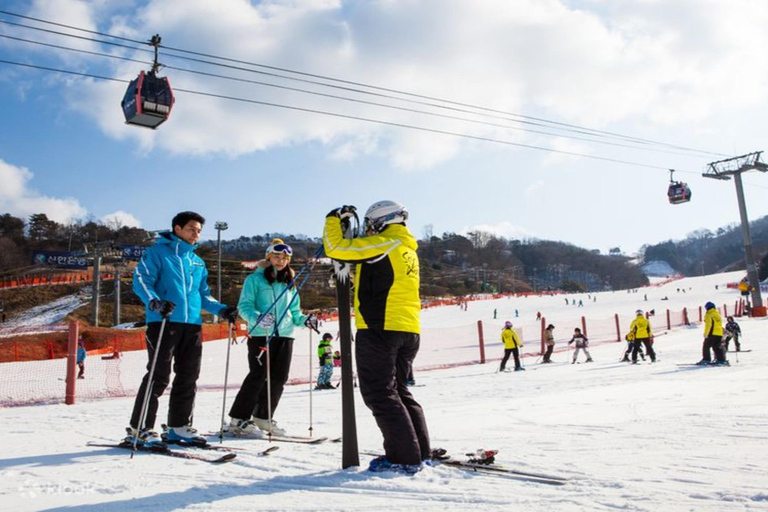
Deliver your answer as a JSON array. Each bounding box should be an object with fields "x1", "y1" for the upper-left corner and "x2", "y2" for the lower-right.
[{"x1": 121, "y1": 71, "x2": 175, "y2": 129}]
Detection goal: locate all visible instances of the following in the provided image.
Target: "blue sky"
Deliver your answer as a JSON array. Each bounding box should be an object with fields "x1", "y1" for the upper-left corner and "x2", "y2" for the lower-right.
[{"x1": 1, "y1": 0, "x2": 768, "y2": 255}]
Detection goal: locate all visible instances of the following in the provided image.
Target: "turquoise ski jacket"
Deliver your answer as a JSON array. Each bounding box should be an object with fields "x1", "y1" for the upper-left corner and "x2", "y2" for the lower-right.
[
  {"x1": 133, "y1": 232, "x2": 225, "y2": 324},
  {"x1": 238, "y1": 267, "x2": 306, "y2": 338}
]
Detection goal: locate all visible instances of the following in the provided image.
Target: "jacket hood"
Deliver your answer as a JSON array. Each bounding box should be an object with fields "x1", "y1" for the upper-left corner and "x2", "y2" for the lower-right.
[{"x1": 156, "y1": 231, "x2": 197, "y2": 253}]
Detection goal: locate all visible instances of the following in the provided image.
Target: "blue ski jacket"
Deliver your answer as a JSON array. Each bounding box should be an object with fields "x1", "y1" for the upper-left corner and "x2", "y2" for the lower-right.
[
  {"x1": 133, "y1": 232, "x2": 225, "y2": 324},
  {"x1": 238, "y1": 267, "x2": 306, "y2": 338}
]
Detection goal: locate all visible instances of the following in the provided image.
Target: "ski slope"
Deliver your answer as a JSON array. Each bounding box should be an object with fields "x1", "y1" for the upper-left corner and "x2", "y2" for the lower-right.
[{"x1": 1, "y1": 271, "x2": 767, "y2": 511}]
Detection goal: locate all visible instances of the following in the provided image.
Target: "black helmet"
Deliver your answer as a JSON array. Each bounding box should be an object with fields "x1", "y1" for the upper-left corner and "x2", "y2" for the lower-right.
[{"x1": 322, "y1": 332, "x2": 333, "y2": 340}]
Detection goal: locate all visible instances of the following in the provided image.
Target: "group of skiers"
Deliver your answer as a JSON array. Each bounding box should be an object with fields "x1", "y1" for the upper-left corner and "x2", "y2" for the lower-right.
[
  {"x1": 500, "y1": 301, "x2": 743, "y2": 369},
  {"x1": 125, "y1": 202, "x2": 431, "y2": 475}
]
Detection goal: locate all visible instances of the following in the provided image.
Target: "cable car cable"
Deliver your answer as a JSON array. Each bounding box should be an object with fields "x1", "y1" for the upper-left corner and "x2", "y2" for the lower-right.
[
  {"x1": 0, "y1": 32, "x2": 714, "y2": 159},
  {"x1": 0, "y1": 10, "x2": 730, "y2": 157}
]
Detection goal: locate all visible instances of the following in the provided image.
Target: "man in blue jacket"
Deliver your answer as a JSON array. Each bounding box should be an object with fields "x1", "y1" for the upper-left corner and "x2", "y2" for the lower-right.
[{"x1": 127, "y1": 211, "x2": 238, "y2": 447}]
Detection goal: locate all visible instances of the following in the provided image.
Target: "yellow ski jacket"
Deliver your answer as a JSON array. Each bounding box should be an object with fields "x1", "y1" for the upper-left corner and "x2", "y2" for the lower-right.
[
  {"x1": 629, "y1": 314, "x2": 652, "y2": 339},
  {"x1": 323, "y1": 218, "x2": 420, "y2": 334},
  {"x1": 704, "y1": 308, "x2": 724, "y2": 337},
  {"x1": 501, "y1": 327, "x2": 522, "y2": 349}
]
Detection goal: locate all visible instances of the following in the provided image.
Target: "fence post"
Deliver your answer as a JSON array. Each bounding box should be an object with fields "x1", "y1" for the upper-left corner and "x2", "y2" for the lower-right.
[
  {"x1": 683, "y1": 307, "x2": 689, "y2": 326},
  {"x1": 614, "y1": 313, "x2": 621, "y2": 341},
  {"x1": 698, "y1": 306, "x2": 702, "y2": 323},
  {"x1": 540, "y1": 317, "x2": 546, "y2": 355},
  {"x1": 723, "y1": 304, "x2": 728, "y2": 318},
  {"x1": 65, "y1": 321, "x2": 79, "y2": 405},
  {"x1": 581, "y1": 316, "x2": 587, "y2": 338},
  {"x1": 666, "y1": 309, "x2": 671, "y2": 330},
  {"x1": 477, "y1": 320, "x2": 485, "y2": 364}
]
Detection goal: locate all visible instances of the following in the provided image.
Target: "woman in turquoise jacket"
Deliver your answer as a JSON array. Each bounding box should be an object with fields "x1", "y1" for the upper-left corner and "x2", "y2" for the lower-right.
[{"x1": 228, "y1": 239, "x2": 311, "y2": 437}]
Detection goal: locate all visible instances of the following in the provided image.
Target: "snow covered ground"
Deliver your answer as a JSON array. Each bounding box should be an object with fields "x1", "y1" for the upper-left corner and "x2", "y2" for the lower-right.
[{"x1": 1, "y1": 271, "x2": 767, "y2": 511}]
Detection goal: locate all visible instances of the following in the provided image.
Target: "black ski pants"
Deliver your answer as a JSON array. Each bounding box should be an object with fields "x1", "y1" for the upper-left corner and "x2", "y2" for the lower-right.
[
  {"x1": 632, "y1": 338, "x2": 655, "y2": 362},
  {"x1": 500, "y1": 347, "x2": 521, "y2": 370},
  {"x1": 229, "y1": 336, "x2": 294, "y2": 421},
  {"x1": 130, "y1": 322, "x2": 202, "y2": 430},
  {"x1": 724, "y1": 334, "x2": 740, "y2": 352},
  {"x1": 543, "y1": 344, "x2": 554, "y2": 362},
  {"x1": 355, "y1": 329, "x2": 430, "y2": 465},
  {"x1": 702, "y1": 335, "x2": 725, "y2": 362}
]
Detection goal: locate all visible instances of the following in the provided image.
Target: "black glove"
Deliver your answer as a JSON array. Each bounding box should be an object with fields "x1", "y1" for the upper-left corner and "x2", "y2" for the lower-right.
[
  {"x1": 304, "y1": 314, "x2": 320, "y2": 333},
  {"x1": 220, "y1": 305, "x2": 239, "y2": 323},
  {"x1": 149, "y1": 299, "x2": 175, "y2": 318},
  {"x1": 326, "y1": 205, "x2": 356, "y2": 219}
]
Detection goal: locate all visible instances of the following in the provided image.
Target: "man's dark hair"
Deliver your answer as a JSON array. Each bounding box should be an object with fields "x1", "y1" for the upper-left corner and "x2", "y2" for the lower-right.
[{"x1": 172, "y1": 211, "x2": 205, "y2": 231}]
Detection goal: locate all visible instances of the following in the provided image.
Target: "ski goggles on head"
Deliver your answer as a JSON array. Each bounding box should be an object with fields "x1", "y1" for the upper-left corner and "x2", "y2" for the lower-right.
[{"x1": 267, "y1": 243, "x2": 293, "y2": 257}]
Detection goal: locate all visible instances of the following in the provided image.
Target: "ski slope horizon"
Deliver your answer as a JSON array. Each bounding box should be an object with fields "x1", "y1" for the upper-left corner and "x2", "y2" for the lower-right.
[{"x1": 1, "y1": 271, "x2": 766, "y2": 511}]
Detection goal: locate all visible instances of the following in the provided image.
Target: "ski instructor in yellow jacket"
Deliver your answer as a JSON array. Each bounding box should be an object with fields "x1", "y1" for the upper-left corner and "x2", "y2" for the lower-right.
[{"x1": 323, "y1": 200, "x2": 430, "y2": 474}]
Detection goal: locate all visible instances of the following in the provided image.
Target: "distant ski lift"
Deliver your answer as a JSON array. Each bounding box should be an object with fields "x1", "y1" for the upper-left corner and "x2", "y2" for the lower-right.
[
  {"x1": 121, "y1": 35, "x2": 174, "y2": 129},
  {"x1": 667, "y1": 169, "x2": 691, "y2": 204}
]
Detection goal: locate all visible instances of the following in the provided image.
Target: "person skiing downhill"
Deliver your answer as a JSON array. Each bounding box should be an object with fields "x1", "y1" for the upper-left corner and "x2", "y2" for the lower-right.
[
  {"x1": 127, "y1": 211, "x2": 238, "y2": 447},
  {"x1": 500, "y1": 321, "x2": 524, "y2": 371},
  {"x1": 323, "y1": 200, "x2": 430, "y2": 475},
  {"x1": 628, "y1": 310, "x2": 656, "y2": 363},
  {"x1": 228, "y1": 239, "x2": 317, "y2": 437},
  {"x1": 568, "y1": 328, "x2": 592, "y2": 363}
]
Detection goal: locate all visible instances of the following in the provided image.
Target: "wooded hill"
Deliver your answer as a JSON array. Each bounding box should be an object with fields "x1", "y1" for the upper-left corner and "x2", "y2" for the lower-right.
[{"x1": 640, "y1": 214, "x2": 768, "y2": 279}]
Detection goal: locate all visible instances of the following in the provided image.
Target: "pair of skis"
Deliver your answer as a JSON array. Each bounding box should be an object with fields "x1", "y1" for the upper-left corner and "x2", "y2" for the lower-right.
[{"x1": 430, "y1": 448, "x2": 569, "y2": 485}]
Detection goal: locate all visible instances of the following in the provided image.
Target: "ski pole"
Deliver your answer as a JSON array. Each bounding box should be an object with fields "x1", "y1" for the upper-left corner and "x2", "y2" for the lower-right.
[
  {"x1": 218, "y1": 321, "x2": 235, "y2": 443},
  {"x1": 265, "y1": 340, "x2": 273, "y2": 440},
  {"x1": 132, "y1": 315, "x2": 169, "y2": 457},
  {"x1": 308, "y1": 328, "x2": 314, "y2": 438}
]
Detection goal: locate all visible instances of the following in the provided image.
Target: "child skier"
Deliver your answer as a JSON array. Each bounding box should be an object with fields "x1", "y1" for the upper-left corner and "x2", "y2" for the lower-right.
[
  {"x1": 568, "y1": 327, "x2": 592, "y2": 364},
  {"x1": 76, "y1": 338, "x2": 86, "y2": 379},
  {"x1": 316, "y1": 333, "x2": 335, "y2": 390},
  {"x1": 724, "y1": 316, "x2": 742, "y2": 352}
]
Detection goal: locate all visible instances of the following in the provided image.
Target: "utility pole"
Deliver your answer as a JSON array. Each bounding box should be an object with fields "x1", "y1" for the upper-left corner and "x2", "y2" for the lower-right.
[
  {"x1": 703, "y1": 151, "x2": 767, "y2": 316},
  {"x1": 91, "y1": 250, "x2": 101, "y2": 327},
  {"x1": 214, "y1": 221, "x2": 228, "y2": 322},
  {"x1": 114, "y1": 263, "x2": 121, "y2": 326}
]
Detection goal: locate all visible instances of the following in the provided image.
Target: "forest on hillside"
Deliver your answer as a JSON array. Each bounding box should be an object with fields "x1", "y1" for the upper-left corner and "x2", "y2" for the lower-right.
[{"x1": 640, "y1": 214, "x2": 768, "y2": 280}]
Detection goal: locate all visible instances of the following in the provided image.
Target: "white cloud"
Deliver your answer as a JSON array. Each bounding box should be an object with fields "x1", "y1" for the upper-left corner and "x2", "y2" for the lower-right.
[
  {"x1": 0, "y1": 159, "x2": 87, "y2": 223},
  {"x1": 18, "y1": 0, "x2": 768, "y2": 169},
  {"x1": 100, "y1": 210, "x2": 142, "y2": 228},
  {"x1": 462, "y1": 221, "x2": 529, "y2": 240},
  {"x1": 526, "y1": 180, "x2": 545, "y2": 196}
]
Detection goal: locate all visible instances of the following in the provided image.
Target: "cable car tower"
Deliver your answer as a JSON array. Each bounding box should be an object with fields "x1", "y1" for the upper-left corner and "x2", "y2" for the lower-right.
[
  {"x1": 703, "y1": 151, "x2": 768, "y2": 317},
  {"x1": 121, "y1": 34, "x2": 175, "y2": 129},
  {"x1": 667, "y1": 169, "x2": 692, "y2": 204}
]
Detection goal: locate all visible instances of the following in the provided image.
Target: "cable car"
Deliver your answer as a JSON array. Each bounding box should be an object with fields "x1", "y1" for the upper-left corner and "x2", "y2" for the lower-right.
[
  {"x1": 120, "y1": 35, "x2": 174, "y2": 129},
  {"x1": 667, "y1": 169, "x2": 691, "y2": 204}
]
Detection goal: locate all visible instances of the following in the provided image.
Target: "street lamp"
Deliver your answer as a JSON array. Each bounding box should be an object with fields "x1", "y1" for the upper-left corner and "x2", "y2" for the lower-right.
[{"x1": 215, "y1": 221, "x2": 228, "y2": 321}]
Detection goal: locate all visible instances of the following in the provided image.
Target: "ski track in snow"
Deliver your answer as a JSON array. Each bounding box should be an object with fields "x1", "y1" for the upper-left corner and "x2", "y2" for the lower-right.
[{"x1": 1, "y1": 271, "x2": 768, "y2": 511}]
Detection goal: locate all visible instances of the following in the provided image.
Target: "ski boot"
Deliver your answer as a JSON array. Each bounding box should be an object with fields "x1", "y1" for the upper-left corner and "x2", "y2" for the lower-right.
[
  {"x1": 125, "y1": 427, "x2": 166, "y2": 449},
  {"x1": 368, "y1": 455, "x2": 423, "y2": 475},
  {"x1": 251, "y1": 417, "x2": 287, "y2": 436},
  {"x1": 229, "y1": 418, "x2": 264, "y2": 437},
  {"x1": 163, "y1": 425, "x2": 208, "y2": 447}
]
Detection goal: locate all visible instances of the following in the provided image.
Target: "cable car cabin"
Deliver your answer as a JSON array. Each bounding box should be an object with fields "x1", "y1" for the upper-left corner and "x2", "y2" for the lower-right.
[
  {"x1": 667, "y1": 182, "x2": 692, "y2": 204},
  {"x1": 121, "y1": 71, "x2": 175, "y2": 129}
]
